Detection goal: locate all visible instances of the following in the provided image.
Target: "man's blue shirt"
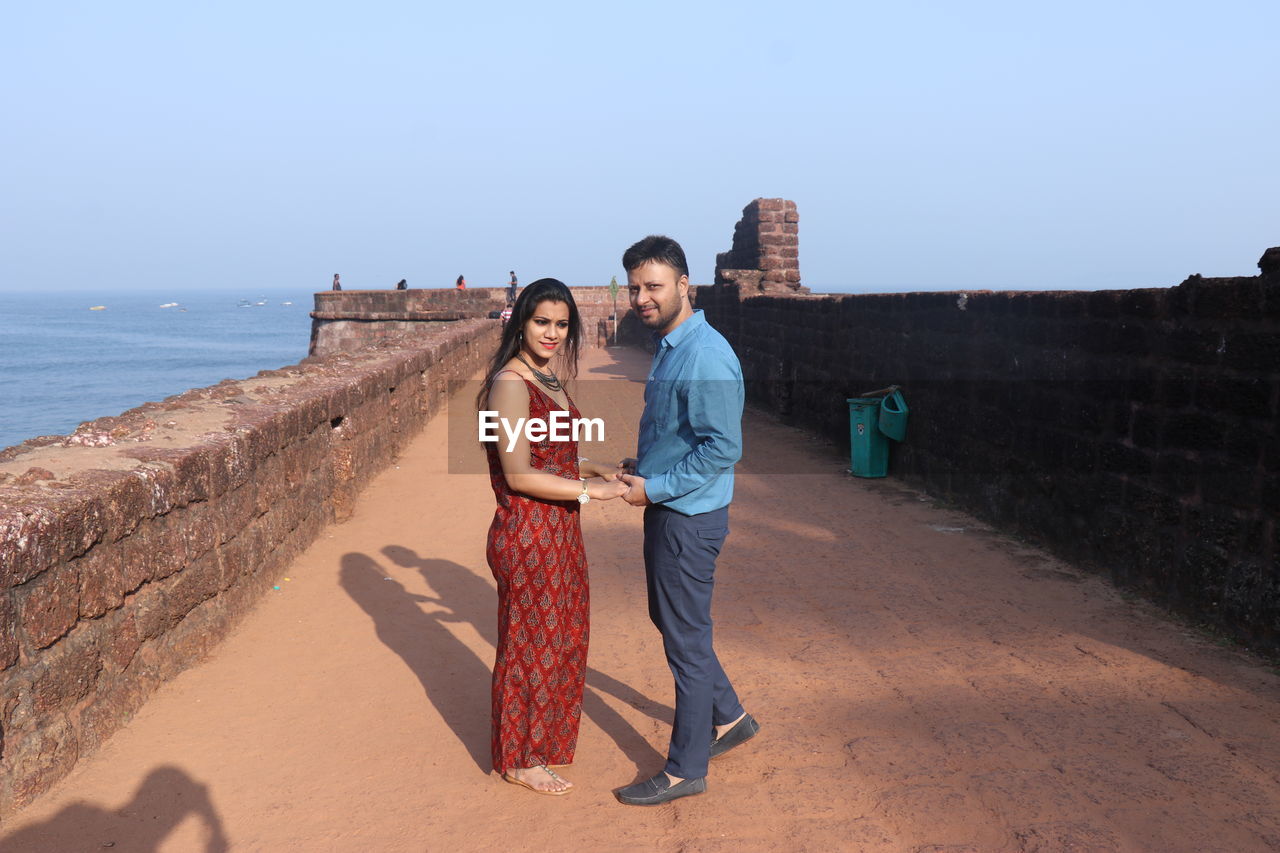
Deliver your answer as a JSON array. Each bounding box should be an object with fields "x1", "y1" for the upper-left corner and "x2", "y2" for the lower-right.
[{"x1": 636, "y1": 310, "x2": 744, "y2": 515}]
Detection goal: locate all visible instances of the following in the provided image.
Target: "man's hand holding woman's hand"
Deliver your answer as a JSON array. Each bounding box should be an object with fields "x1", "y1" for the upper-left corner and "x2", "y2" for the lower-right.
[
  {"x1": 578, "y1": 459, "x2": 633, "y2": 501},
  {"x1": 618, "y1": 473, "x2": 650, "y2": 506},
  {"x1": 602, "y1": 459, "x2": 650, "y2": 506},
  {"x1": 580, "y1": 458, "x2": 649, "y2": 505},
  {"x1": 587, "y1": 477, "x2": 630, "y2": 501}
]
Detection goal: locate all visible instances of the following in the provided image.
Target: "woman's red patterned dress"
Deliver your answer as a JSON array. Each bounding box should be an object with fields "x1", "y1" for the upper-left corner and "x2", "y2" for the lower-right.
[{"x1": 484, "y1": 379, "x2": 589, "y2": 773}]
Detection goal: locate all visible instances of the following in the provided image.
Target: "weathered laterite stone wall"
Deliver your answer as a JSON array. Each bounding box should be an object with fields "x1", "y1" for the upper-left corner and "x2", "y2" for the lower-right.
[
  {"x1": 0, "y1": 319, "x2": 498, "y2": 815},
  {"x1": 312, "y1": 286, "x2": 630, "y2": 356},
  {"x1": 697, "y1": 253, "x2": 1280, "y2": 653}
]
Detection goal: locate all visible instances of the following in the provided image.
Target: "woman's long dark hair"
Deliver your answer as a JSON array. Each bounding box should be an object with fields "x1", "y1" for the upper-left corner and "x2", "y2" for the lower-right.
[{"x1": 477, "y1": 278, "x2": 582, "y2": 409}]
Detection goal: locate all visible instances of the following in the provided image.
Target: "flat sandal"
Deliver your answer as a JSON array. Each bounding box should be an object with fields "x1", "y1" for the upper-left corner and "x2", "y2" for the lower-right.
[{"x1": 502, "y1": 764, "x2": 574, "y2": 796}]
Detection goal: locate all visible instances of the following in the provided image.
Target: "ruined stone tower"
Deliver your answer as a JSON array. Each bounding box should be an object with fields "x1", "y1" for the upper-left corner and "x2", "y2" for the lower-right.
[{"x1": 714, "y1": 198, "x2": 808, "y2": 295}]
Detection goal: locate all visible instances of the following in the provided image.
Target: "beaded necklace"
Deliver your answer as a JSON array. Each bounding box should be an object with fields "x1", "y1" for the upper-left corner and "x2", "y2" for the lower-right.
[{"x1": 516, "y1": 353, "x2": 563, "y2": 393}]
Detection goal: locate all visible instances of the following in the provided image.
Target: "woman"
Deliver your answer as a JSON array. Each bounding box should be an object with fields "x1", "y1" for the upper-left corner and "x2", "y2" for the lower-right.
[{"x1": 478, "y1": 278, "x2": 627, "y2": 795}]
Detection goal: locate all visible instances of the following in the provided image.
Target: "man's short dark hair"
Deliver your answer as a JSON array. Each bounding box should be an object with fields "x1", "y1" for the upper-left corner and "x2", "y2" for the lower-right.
[{"x1": 622, "y1": 235, "x2": 689, "y2": 279}]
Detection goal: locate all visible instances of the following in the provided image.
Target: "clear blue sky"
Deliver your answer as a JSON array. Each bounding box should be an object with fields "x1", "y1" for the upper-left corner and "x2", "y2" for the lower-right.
[{"x1": 4, "y1": 1, "x2": 1277, "y2": 293}]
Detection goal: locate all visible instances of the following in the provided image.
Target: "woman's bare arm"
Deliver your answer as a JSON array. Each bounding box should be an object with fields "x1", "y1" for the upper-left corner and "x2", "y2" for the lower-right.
[{"x1": 489, "y1": 373, "x2": 627, "y2": 502}]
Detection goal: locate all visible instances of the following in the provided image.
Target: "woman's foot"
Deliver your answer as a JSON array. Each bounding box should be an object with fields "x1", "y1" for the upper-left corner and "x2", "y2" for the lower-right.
[{"x1": 503, "y1": 765, "x2": 574, "y2": 795}]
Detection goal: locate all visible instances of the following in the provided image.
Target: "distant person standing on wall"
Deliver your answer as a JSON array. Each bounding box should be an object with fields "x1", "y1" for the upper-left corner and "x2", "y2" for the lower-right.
[
  {"x1": 508, "y1": 271, "x2": 518, "y2": 303},
  {"x1": 332, "y1": 274, "x2": 342, "y2": 291},
  {"x1": 457, "y1": 275, "x2": 467, "y2": 290},
  {"x1": 396, "y1": 279, "x2": 408, "y2": 290}
]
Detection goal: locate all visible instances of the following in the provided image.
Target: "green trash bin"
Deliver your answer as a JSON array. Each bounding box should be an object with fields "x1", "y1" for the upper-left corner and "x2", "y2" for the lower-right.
[
  {"x1": 847, "y1": 397, "x2": 889, "y2": 477},
  {"x1": 878, "y1": 388, "x2": 909, "y2": 441}
]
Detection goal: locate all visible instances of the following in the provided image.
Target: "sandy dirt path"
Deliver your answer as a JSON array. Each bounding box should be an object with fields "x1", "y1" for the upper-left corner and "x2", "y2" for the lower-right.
[{"x1": 3, "y1": 345, "x2": 1280, "y2": 852}]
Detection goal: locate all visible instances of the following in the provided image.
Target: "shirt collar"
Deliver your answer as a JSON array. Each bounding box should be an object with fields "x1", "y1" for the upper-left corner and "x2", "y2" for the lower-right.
[{"x1": 654, "y1": 309, "x2": 706, "y2": 349}]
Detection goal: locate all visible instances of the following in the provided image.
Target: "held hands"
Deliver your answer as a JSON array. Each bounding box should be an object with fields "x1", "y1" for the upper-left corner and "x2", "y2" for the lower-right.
[
  {"x1": 587, "y1": 477, "x2": 630, "y2": 502},
  {"x1": 577, "y1": 459, "x2": 648, "y2": 506},
  {"x1": 609, "y1": 459, "x2": 649, "y2": 506},
  {"x1": 618, "y1": 473, "x2": 650, "y2": 507},
  {"x1": 575, "y1": 458, "x2": 638, "y2": 503}
]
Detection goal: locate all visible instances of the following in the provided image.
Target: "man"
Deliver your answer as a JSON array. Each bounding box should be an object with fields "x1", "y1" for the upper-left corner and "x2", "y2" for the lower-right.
[
  {"x1": 614, "y1": 235, "x2": 760, "y2": 806},
  {"x1": 508, "y1": 270, "x2": 518, "y2": 303}
]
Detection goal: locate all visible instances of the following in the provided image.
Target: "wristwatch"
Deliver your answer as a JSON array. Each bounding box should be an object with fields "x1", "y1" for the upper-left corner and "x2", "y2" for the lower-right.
[{"x1": 577, "y1": 479, "x2": 590, "y2": 505}]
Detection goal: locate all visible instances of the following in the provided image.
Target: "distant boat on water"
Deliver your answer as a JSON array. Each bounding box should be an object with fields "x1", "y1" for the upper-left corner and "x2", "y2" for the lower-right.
[
  {"x1": 237, "y1": 299, "x2": 252, "y2": 307},
  {"x1": 159, "y1": 302, "x2": 179, "y2": 308},
  {"x1": 281, "y1": 301, "x2": 293, "y2": 306},
  {"x1": 89, "y1": 305, "x2": 106, "y2": 311}
]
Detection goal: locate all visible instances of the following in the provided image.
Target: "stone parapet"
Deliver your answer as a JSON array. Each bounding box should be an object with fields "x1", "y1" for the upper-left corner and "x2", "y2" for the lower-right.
[
  {"x1": 0, "y1": 319, "x2": 498, "y2": 815},
  {"x1": 310, "y1": 286, "x2": 632, "y2": 355},
  {"x1": 698, "y1": 247, "x2": 1280, "y2": 654}
]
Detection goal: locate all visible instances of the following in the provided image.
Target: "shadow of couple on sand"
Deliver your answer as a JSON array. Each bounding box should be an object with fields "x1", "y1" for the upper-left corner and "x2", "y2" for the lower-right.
[{"x1": 340, "y1": 545, "x2": 669, "y2": 776}]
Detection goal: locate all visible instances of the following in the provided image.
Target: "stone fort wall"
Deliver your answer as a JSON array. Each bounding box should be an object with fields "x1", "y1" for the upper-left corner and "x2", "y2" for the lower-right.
[
  {"x1": 311, "y1": 286, "x2": 629, "y2": 356},
  {"x1": 0, "y1": 320, "x2": 498, "y2": 814},
  {"x1": 695, "y1": 251, "x2": 1279, "y2": 654}
]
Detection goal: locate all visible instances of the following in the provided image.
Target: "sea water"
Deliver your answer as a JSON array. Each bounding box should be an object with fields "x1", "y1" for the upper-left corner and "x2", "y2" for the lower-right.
[{"x1": 0, "y1": 289, "x2": 317, "y2": 451}]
